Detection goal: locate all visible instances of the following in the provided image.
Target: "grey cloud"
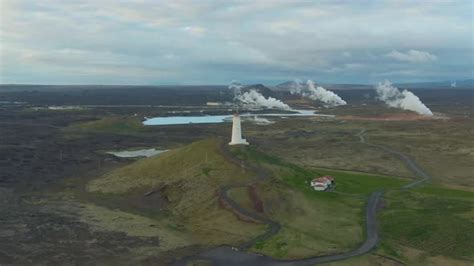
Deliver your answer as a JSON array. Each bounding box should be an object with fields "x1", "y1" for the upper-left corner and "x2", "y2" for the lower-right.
[
  {"x1": 386, "y1": 50, "x2": 438, "y2": 63},
  {"x1": 0, "y1": 0, "x2": 472, "y2": 84}
]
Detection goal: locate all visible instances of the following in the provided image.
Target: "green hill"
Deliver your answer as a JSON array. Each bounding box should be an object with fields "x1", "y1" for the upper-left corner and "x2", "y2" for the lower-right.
[
  {"x1": 78, "y1": 138, "x2": 474, "y2": 264},
  {"x1": 88, "y1": 139, "x2": 248, "y2": 194},
  {"x1": 83, "y1": 139, "x2": 400, "y2": 259},
  {"x1": 85, "y1": 138, "x2": 374, "y2": 259},
  {"x1": 85, "y1": 139, "x2": 266, "y2": 250}
]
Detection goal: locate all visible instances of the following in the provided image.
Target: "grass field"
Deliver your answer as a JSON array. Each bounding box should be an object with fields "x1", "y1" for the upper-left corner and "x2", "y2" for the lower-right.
[
  {"x1": 367, "y1": 119, "x2": 474, "y2": 188},
  {"x1": 57, "y1": 137, "x2": 473, "y2": 263},
  {"x1": 253, "y1": 187, "x2": 365, "y2": 259},
  {"x1": 244, "y1": 119, "x2": 416, "y2": 179},
  {"x1": 315, "y1": 168, "x2": 410, "y2": 195},
  {"x1": 322, "y1": 252, "x2": 473, "y2": 266},
  {"x1": 230, "y1": 146, "x2": 474, "y2": 263},
  {"x1": 230, "y1": 147, "x2": 412, "y2": 259},
  {"x1": 232, "y1": 146, "x2": 410, "y2": 196},
  {"x1": 378, "y1": 187, "x2": 474, "y2": 262},
  {"x1": 243, "y1": 116, "x2": 474, "y2": 189},
  {"x1": 74, "y1": 202, "x2": 190, "y2": 251},
  {"x1": 63, "y1": 116, "x2": 148, "y2": 136},
  {"x1": 227, "y1": 186, "x2": 255, "y2": 211}
]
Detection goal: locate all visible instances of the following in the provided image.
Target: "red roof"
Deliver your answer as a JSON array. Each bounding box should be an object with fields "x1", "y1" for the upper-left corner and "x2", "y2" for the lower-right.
[{"x1": 312, "y1": 176, "x2": 334, "y2": 183}]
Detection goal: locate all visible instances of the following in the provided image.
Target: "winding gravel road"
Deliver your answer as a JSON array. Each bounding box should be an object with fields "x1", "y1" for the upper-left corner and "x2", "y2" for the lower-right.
[
  {"x1": 358, "y1": 129, "x2": 432, "y2": 189},
  {"x1": 175, "y1": 131, "x2": 433, "y2": 265}
]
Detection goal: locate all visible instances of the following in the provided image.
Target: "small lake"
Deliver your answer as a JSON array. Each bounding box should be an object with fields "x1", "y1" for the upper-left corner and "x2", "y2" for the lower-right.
[
  {"x1": 143, "y1": 115, "x2": 230, "y2": 126},
  {"x1": 143, "y1": 109, "x2": 333, "y2": 126},
  {"x1": 107, "y1": 148, "x2": 168, "y2": 158}
]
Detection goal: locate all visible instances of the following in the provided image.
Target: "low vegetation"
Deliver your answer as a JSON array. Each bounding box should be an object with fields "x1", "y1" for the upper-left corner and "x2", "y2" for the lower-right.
[
  {"x1": 247, "y1": 116, "x2": 474, "y2": 189},
  {"x1": 245, "y1": 119, "x2": 416, "y2": 179},
  {"x1": 231, "y1": 147, "x2": 411, "y2": 259},
  {"x1": 75, "y1": 202, "x2": 190, "y2": 251},
  {"x1": 85, "y1": 139, "x2": 266, "y2": 252},
  {"x1": 230, "y1": 146, "x2": 474, "y2": 264},
  {"x1": 315, "y1": 168, "x2": 409, "y2": 195},
  {"x1": 64, "y1": 116, "x2": 147, "y2": 135},
  {"x1": 70, "y1": 138, "x2": 473, "y2": 263},
  {"x1": 379, "y1": 188, "x2": 474, "y2": 263},
  {"x1": 227, "y1": 186, "x2": 255, "y2": 211}
]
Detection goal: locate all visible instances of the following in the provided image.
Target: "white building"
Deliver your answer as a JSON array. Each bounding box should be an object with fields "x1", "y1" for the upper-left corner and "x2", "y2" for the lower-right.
[
  {"x1": 229, "y1": 113, "x2": 249, "y2": 145},
  {"x1": 312, "y1": 183, "x2": 327, "y2": 191},
  {"x1": 310, "y1": 176, "x2": 334, "y2": 191}
]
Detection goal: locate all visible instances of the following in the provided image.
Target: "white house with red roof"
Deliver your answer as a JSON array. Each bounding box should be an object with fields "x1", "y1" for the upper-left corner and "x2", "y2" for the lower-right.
[{"x1": 310, "y1": 176, "x2": 334, "y2": 191}]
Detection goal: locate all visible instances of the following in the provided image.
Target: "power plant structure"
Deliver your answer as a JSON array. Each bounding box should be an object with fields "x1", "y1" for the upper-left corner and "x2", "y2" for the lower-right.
[{"x1": 229, "y1": 113, "x2": 249, "y2": 146}]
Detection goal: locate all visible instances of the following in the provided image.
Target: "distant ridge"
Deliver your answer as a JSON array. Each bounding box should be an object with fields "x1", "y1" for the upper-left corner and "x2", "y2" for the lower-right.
[
  {"x1": 273, "y1": 79, "x2": 473, "y2": 90},
  {"x1": 396, "y1": 79, "x2": 473, "y2": 89},
  {"x1": 241, "y1": 84, "x2": 274, "y2": 97},
  {"x1": 1, "y1": 79, "x2": 472, "y2": 91},
  {"x1": 0, "y1": 84, "x2": 227, "y2": 92}
]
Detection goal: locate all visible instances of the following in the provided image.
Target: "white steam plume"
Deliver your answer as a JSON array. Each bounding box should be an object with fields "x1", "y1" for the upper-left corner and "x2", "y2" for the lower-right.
[
  {"x1": 229, "y1": 80, "x2": 291, "y2": 110},
  {"x1": 291, "y1": 80, "x2": 347, "y2": 106},
  {"x1": 236, "y1": 89, "x2": 291, "y2": 110},
  {"x1": 375, "y1": 80, "x2": 433, "y2": 116}
]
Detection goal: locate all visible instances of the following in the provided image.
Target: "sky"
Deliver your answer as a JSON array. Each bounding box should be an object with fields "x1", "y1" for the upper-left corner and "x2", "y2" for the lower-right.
[{"x1": 0, "y1": 0, "x2": 473, "y2": 85}]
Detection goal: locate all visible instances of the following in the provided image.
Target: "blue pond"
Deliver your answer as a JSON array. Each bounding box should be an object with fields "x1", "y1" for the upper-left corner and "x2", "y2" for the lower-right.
[
  {"x1": 143, "y1": 115, "x2": 230, "y2": 126},
  {"x1": 143, "y1": 110, "x2": 333, "y2": 126}
]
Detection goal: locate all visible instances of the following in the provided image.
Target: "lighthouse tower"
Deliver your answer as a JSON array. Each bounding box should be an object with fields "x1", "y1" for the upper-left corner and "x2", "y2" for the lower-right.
[{"x1": 229, "y1": 113, "x2": 249, "y2": 145}]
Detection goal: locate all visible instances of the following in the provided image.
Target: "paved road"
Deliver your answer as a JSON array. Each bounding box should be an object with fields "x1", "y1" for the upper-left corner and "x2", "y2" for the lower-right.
[{"x1": 175, "y1": 131, "x2": 433, "y2": 265}]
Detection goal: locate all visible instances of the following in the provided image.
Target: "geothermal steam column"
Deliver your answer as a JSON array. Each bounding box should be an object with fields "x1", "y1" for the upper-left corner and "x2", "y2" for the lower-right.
[{"x1": 229, "y1": 113, "x2": 249, "y2": 145}]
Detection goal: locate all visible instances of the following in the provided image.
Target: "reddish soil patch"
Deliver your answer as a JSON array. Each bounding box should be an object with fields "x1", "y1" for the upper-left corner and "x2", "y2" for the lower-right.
[
  {"x1": 248, "y1": 185, "x2": 264, "y2": 213},
  {"x1": 339, "y1": 113, "x2": 436, "y2": 121}
]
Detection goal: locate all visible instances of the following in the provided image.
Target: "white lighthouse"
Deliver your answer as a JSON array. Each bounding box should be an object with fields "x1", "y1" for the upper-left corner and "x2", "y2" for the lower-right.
[{"x1": 229, "y1": 113, "x2": 249, "y2": 145}]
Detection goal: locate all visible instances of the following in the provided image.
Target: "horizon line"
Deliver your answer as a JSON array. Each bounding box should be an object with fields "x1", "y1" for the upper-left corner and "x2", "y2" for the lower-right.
[{"x1": 0, "y1": 78, "x2": 471, "y2": 87}]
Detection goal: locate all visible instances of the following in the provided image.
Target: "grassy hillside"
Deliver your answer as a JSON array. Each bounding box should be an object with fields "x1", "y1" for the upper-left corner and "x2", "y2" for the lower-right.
[
  {"x1": 89, "y1": 139, "x2": 246, "y2": 193},
  {"x1": 76, "y1": 139, "x2": 473, "y2": 263},
  {"x1": 84, "y1": 139, "x2": 265, "y2": 251},
  {"x1": 63, "y1": 116, "x2": 147, "y2": 136},
  {"x1": 379, "y1": 187, "x2": 474, "y2": 262},
  {"x1": 229, "y1": 146, "x2": 474, "y2": 264},
  {"x1": 86, "y1": 139, "x2": 408, "y2": 259}
]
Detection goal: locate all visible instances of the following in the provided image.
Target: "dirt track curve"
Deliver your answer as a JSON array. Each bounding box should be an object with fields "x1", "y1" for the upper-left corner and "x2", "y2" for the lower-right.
[{"x1": 175, "y1": 130, "x2": 432, "y2": 265}]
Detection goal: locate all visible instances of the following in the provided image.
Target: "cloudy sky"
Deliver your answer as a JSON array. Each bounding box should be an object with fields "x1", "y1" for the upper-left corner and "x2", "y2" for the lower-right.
[{"x1": 0, "y1": 0, "x2": 472, "y2": 85}]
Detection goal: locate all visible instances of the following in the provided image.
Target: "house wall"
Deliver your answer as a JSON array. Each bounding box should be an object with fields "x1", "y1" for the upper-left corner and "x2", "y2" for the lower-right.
[{"x1": 313, "y1": 185, "x2": 327, "y2": 191}]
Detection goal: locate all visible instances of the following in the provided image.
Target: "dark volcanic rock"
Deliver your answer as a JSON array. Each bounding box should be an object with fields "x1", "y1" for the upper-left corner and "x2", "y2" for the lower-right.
[{"x1": 241, "y1": 84, "x2": 274, "y2": 97}]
